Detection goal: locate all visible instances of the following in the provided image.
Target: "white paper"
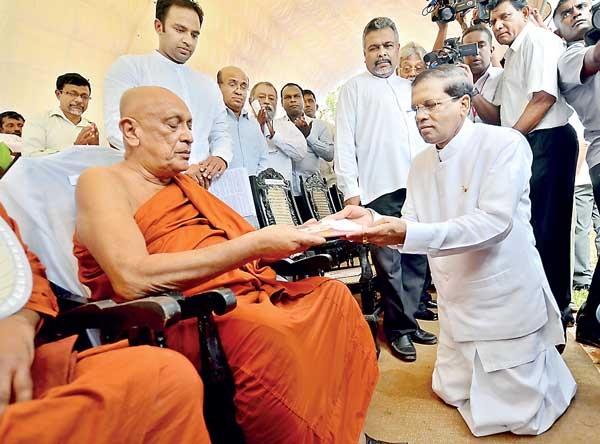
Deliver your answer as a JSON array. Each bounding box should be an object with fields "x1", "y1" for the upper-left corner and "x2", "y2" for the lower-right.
[{"x1": 209, "y1": 167, "x2": 257, "y2": 218}]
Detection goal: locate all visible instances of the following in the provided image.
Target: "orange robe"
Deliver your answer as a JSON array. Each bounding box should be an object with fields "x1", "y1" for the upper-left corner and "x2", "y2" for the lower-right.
[
  {"x1": 74, "y1": 174, "x2": 379, "y2": 444},
  {"x1": 0, "y1": 204, "x2": 210, "y2": 444}
]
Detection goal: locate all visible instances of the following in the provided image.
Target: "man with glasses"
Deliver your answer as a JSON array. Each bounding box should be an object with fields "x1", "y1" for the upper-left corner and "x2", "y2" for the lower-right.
[
  {"x1": 336, "y1": 17, "x2": 435, "y2": 363},
  {"x1": 22, "y1": 73, "x2": 100, "y2": 156},
  {"x1": 397, "y1": 42, "x2": 426, "y2": 82},
  {"x1": 330, "y1": 64, "x2": 576, "y2": 437},
  {"x1": 217, "y1": 66, "x2": 268, "y2": 177},
  {"x1": 554, "y1": 0, "x2": 600, "y2": 348}
]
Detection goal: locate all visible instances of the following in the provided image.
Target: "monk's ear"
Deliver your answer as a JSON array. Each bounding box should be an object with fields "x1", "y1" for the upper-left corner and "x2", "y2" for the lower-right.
[{"x1": 120, "y1": 117, "x2": 140, "y2": 148}]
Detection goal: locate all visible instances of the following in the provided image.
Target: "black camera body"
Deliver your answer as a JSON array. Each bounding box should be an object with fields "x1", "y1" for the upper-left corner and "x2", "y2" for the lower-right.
[
  {"x1": 426, "y1": 0, "x2": 491, "y2": 24},
  {"x1": 423, "y1": 37, "x2": 479, "y2": 68},
  {"x1": 584, "y1": 2, "x2": 600, "y2": 46}
]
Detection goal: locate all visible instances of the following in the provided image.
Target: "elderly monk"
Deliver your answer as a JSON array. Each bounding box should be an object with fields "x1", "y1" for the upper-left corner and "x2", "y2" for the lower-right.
[
  {"x1": 0, "y1": 203, "x2": 209, "y2": 444},
  {"x1": 73, "y1": 86, "x2": 378, "y2": 443}
]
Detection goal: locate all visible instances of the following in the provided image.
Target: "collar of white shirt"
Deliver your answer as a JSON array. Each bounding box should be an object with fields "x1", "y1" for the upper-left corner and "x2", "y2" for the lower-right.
[
  {"x1": 226, "y1": 107, "x2": 251, "y2": 120},
  {"x1": 151, "y1": 49, "x2": 186, "y2": 70},
  {"x1": 507, "y1": 22, "x2": 533, "y2": 55},
  {"x1": 437, "y1": 118, "x2": 474, "y2": 162},
  {"x1": 49, "y1": 108, "x2": 90, "y2": 128}
]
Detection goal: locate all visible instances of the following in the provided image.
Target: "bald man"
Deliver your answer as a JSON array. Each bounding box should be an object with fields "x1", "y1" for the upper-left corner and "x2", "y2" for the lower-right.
[
  {"x1": 73, "y1": 86, "x2": 378, "y2": 443},
  {"x1": 217, "y1": 66, "x2": 268, "y2": 176}
]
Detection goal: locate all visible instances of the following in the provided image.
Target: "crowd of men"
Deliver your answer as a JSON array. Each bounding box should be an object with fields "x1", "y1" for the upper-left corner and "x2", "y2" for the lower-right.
[{"x1": 1, "y1": 0, "x2": 599, "y2": 442}]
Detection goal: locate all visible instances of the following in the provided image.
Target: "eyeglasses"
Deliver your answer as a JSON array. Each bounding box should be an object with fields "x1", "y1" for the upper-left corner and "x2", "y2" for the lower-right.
[
  {"x1": 61, "y1": 90, "x2": 91, "y2": 101},
  {"x1": 400, "y1": 65, "x2": 425, "y2": 74},
  {"x1": 411, "y1": 96, "x2": 460, "y2": 114}
]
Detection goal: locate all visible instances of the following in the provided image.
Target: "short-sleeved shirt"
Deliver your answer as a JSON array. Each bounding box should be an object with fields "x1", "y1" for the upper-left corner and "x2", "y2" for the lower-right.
[
  {"x1": 559, "y1": 40, "x2": 600, "y2": 169},
  {"x1": 495, "y1": 23, "x2": 572, "y2": 130},
  {"x1": 471, "y1": 66, "x2": 503, "y2": 123}
]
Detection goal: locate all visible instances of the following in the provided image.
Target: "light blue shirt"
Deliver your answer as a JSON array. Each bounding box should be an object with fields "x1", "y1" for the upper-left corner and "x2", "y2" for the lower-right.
[{"x1": 226, "y1": 108, "x2": 269, "y2": 176}]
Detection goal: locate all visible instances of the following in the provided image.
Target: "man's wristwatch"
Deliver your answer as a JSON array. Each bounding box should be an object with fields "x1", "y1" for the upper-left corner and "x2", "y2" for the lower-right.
[{"x1": 472, "y1": 86, "x2": 480, "y2": 97}]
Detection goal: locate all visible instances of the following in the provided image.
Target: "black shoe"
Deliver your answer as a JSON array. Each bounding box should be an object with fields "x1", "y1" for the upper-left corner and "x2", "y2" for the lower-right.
[
  {"x1": 415, "y1": 308, "x2": 438, "y2": 321},
  {"x1": 425, "y1": 300, "x2": 438, "y2": 309},
  {"x1": 365, "y1": 434, "x2": 407, "y2": 444},
  {"x1": 411, "y1": 328, "x2": 438, "y2": 345},
  {"x1": 389, "y1": 335, "x2": 417, "y2": 362},
  {"x1": 576, "y1": 311, "x2": 600, "y2": 347}
]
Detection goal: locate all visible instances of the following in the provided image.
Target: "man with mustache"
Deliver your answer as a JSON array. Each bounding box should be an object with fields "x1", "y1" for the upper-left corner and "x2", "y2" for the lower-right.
[
  {"x1": 217, "y1": 66, "x2": 268, "y2": 177},
  {"x1": 330, "y1": 64, "x2": 576, "y2": 437},
  {"x1": 104, "y1": 0, "x2": 232, "y2": 189},
  {"x1": 280, "y1": 82, "x2": 334, "y2": 196},
  {"x1": 0, "y1": 111, "x2": 25, "y2": 138},
  {"x1": 22, "y1": 73, "x2": 100, "y2": 156},
  {"x1": 249, "y1": 81, "x2": 307, "y2": 183},
  {"x1": 335, "y1": 17, "x2": 435, "y2": 362},
  {"x1": 555, "y1": 0, "x2": 600, "y2": 348},
  {"x1": 471, "y1": 0, "x2": 579, "y2": 334}
]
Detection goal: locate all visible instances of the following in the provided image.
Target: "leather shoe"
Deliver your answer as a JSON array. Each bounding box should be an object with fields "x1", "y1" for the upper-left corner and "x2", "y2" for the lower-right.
[
  {"x1": 389, "y1": 335, "x2": 416, "y2": 362},
  {"x1": 425, "y1": 300, "x2": 438, "y2": 309},
  {"x1": 365, "y1": 434, "x2": 407, "y2": 444},
  {"x1": 415, "y1": 308, "x2": 438, "y2": 321},
  {"x1": 411, "y1": 328, "x2": 438, "y2": 345}
]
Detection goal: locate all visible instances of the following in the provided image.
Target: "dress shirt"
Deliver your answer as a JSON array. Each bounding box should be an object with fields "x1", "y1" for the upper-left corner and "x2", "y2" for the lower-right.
[
  {"x1": 103, "y1": 51, "x2": 232, "y2": 164},
  {"x1": 225, "y1": 108, "x2": 269, "y2": 176},
  {"x1": 559, "y1": 40, "x2": 600, "y2": 169},
  {"x1": 335, "y1": 71, "x2": 426, "y2": 205},
  {"x1": 291, "y1": 116, "x2": 334, "y2": 194},
  {"x1": 22, "y1": 109, "x2": 96, "y2": 156},
  {"x1": 471, "y1": 66, "x2": 503, "y2": 123},
  {"x1": 388, "y1": 119, "x2": 554, "y2": 343},
  {"x1": 495, "y1": 23, "x2": 572, "y2": 130},
  {"x1": 265, "y1": 117, "x2": 307, "y2": 183}
]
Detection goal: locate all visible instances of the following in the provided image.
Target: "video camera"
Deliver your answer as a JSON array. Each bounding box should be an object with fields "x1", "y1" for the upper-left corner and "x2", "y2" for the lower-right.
[
  {"x1": 423, "y1": 37, "x2": 479, "y2": 68},
  {"x1": 584, "y1": 2, "x2": 600, "y2": 46},
  {"x1": 423, "y1": 0, "x2": 491, "y2": 24}
]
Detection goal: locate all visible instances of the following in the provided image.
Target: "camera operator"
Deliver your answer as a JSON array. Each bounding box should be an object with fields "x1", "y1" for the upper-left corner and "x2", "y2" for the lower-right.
[
  {"x1": 555, "y1": 0, "x2": 600, "y2": 348},
  {"x1": 458, "y1": 24, "x2": 504, "y2": 122}
]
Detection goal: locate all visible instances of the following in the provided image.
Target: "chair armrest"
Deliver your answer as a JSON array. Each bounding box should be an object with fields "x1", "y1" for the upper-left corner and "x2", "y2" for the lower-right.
[
  {"x1": 56, "y1": 296, "x2": 182, "y2": 334},
  {"x1": 177, "y1": 288, "x2": 237, "y2": 319},
  {"x1": 270, "y1": 254, "x2": 332, "y2": 277}
]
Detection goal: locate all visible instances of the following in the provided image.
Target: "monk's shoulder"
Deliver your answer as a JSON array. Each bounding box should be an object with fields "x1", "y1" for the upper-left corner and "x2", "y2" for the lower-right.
[{"x1": 76, "y1": 166, "x2": 130, "y2": 205}]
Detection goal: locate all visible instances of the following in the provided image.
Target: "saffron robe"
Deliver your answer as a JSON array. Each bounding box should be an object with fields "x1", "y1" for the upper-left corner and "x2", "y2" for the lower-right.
[
  {"x1": 74, "y1": 174, "x2": 379, "y2": 444},
  {"x1": 0, "y1": 204, "x2": 210, "y2": 444}
]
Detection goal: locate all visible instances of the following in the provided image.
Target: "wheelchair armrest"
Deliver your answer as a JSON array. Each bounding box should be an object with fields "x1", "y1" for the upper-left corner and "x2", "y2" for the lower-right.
[
  {"x1": 270, "y1": 253, "x2": 332, "y2": 277},
  {"x1": 176, "y1": 288, "x2": 237, "y2": 319},
  {"x1": 56, "y1": 296, "x2": 182, "y2": 334}
]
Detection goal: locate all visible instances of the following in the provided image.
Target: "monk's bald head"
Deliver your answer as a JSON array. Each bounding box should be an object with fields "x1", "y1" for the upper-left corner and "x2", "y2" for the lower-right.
[
  {"x1": 120, "y1": 86, "x2": 189, "y2": 122},
  {"x1": 217, "y1": 66, "x2": 250, "y2": 115}
]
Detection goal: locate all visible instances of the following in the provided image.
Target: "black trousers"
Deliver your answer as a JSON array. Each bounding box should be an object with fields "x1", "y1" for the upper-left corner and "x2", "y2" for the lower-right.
[
  {"x1": 526, "y1": 124, "x2": 578, "y2": 322},
  {"x1": 580, "y1": 163, "x2": 600, "y2": 329},
  {"x1": 365, "y1": 188, "x2": 428, "y2": 341}
]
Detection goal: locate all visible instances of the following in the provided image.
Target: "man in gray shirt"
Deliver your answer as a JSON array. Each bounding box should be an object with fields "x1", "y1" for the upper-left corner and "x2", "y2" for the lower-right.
[{"x1": 555, "y1": 0, "x2": 600, "y2": 348}]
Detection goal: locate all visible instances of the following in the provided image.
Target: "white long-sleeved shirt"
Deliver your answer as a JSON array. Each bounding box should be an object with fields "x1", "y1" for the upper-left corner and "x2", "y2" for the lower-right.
[
  {"x1": 389, "y1": 119, "x2": 561, "y2": 344},
  {"x1": 471, "y1": 66, "x2": 503, "y2": 123},
  {"x1": 291, "y1": 116, "x2": 334, "y2": 194},
  {"x1": 335, "y1": 71, "x2": 425, "y2": 205},
  {"x1": 22, "y1": 109, "x2": 96, "y2": 156},
  {"x1": 103, "y1": 51, "x2": 232, "y2": 164},
  {"x1": 265, "y1": 117, "x2": 307, "y2": 183}
]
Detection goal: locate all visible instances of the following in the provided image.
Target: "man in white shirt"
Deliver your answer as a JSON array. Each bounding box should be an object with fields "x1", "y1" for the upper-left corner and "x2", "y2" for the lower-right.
[
  {"x1": 280, "y1": 83, "x2": 334, "y2": 196},
  {"x1": 217, "y1": 66, "x2": 268, "y2": 176},
  {"x1": 554, "y1": 0, "x2": 600, "y2": 348},
  {"x1": 472, "y1": 0, "x2": 579, "y2": 330},
  {"x1": 103, "y1": 0, "x2": 231, "y2": 188},
  {"x1": 335, "y1": 17, "x2": 436, "y2": 362},
  {"x1": 249, "y1": 81, "x2": 307, "y2": 184},
  {"x1": 460, "y1": 24, "x2": 503, "y2": 123},
  {"x1": 22, "y1": 73, "x2": 100, "y2": 156},
  {"x1": 303, "y1": 89, "x2": 337, "y2": 186},
  {"x1": 331, "y1": 65, "x2": 576, "y2": 437}
]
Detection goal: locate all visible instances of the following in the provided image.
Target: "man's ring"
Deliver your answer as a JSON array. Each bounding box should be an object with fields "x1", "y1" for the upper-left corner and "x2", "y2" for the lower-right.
[{"x1": 362, "y1": 233, "x2": 368, "y2": 244}]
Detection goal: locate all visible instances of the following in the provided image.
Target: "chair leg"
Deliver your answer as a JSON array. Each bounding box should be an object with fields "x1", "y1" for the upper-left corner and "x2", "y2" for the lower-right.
[{"x1": 197, "y1": 314, "x2": 246, "y2": 444}]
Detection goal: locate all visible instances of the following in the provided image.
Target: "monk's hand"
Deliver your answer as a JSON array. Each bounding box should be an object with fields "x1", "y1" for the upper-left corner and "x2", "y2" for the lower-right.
[
  {"x1": 346, "y1": 216, "x2": 406, "y2": 246},
  {"x1": 0, "y1": 311, "x2": 38, "y2": 415},
  {"x1": 322, "y1": 205, "x2": 374, "y2": 228},
  {"x1": 343, "y1": 196, "x2": 361, "y2": 207},
  {"x1": 255, "y1": 225, "x2": 326, "y2": 262},
  {"x1": 198, "y1": 156, "x2": 227, "y2": 181}
]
